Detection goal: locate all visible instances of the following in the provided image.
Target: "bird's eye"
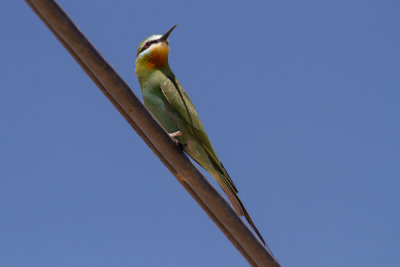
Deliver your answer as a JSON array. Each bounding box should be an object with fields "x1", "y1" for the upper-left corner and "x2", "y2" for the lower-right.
[{"x1": 145, "y1": 41, "x2": 151, "y2": 48}]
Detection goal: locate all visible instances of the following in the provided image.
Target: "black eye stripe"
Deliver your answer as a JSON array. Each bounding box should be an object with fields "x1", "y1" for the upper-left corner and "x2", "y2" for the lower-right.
[{"x1": 137, "y1": 39, "x2": 160, "y2": 56}]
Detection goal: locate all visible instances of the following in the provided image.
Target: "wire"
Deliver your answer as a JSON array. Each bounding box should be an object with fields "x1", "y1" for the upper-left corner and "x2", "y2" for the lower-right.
[{"x1": 25, "y1": 1, "x2": 281, "y2": 266}]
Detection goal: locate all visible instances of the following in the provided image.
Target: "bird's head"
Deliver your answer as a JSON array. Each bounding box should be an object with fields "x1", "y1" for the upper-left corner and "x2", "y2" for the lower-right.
[{"x1": 135, "y1": 25, "x2": 177, "y2": 70}]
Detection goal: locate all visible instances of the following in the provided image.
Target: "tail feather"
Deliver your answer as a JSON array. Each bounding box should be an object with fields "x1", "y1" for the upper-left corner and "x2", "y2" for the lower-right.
[
  {"x1": 219, "y1": 180, "x2": 266, "y2": 245},
  {"x1": 189, "y1": 143, "x2": 269, "y2": 248},
  {"x1": 237, "y1": 195, "x2": 266, "y2": 246},
  {"x1": 219, "y1": 180, "x2": 244, "y2": 216}
]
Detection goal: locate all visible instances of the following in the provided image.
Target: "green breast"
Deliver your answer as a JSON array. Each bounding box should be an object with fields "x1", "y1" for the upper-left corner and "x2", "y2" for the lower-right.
[{"x1": 140, "y1": 70, "x2": 183, "y2": 134}]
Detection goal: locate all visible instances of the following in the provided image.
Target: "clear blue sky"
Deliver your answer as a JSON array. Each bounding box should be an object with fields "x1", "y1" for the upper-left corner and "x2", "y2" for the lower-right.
[{"x1": 1, "y1": 0, "x2": 399, "y2": 266}]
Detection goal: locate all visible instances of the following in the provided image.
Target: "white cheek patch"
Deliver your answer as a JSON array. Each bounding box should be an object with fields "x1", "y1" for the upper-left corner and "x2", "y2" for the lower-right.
[{"x1": 137, "y1": 47, "x2": 151, "y2": 59}]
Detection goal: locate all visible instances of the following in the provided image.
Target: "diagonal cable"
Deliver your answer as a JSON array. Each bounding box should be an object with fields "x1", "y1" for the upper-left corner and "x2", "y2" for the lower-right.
[{"x1": 25, "y1": 1, "x2": 281, "y2": 266}]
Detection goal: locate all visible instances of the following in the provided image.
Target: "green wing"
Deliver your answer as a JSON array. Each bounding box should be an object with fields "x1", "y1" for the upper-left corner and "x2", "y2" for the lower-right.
[
  {"x1": 160, "y1": 77, "x2": 268, "y2": 246},
  {"x1": 160, "y1": 76, "x2": 238, "y2": 193}
]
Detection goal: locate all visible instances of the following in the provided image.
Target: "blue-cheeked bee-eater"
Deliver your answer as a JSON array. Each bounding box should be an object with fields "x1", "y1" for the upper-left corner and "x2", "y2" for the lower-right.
[{"x1": 135, "y1": 25, "x2": 266, "y2": 245}]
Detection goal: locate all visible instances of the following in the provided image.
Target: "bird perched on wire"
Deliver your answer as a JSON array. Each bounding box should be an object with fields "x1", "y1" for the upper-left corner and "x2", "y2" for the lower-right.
[{"x1": 135, "y1": 25, "x2": 266, "y2": 245}]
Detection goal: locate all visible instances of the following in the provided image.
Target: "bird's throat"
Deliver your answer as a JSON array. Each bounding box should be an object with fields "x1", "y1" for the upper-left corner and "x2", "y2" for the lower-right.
[{"x1": 147, "y1": 42, "x2": 169, "y2": 69}]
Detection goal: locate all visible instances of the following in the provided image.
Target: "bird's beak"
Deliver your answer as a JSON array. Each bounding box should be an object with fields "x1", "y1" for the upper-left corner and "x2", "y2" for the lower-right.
[{"x1": 159, "y1": 25, "x2": 177, "y2": 42}]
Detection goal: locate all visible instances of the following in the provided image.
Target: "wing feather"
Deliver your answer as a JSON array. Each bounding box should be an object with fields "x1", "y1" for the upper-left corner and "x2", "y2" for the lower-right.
[
  {"x1": 160, "y1": 77, "x2": 268, "y2": 246},
  {"x1": 160, "y1": 77, "x2": 238, "y2": 193}
]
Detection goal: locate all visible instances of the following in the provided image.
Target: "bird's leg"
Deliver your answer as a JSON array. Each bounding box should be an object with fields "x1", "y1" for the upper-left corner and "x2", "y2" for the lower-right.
[{"x1": 169, "y1": 131, "x2": 183, "y2": 147}]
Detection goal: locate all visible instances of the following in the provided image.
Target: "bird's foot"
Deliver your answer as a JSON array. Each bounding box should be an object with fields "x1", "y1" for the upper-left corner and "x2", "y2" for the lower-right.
[
  {"x1": 169, "y1": 131, "x2": 183, "y2": 147},
  {"x1": 169, "y1": 131, "x2": 183, "y2": 138}
]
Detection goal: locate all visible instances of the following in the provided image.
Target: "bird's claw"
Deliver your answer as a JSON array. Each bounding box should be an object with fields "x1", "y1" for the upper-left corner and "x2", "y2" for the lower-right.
[
  {"x1": 169, "y1": 131, "x2": 183, "y2": 147},
  {"x1": 169, "y1": 131, "x2": 183, "y2": 138}
]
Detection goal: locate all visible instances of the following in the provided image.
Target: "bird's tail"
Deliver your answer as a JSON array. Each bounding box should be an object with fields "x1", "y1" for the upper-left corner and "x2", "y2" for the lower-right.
[
  {"x1": 217, "y1": 178, "x2": 267, "y2": 246},
  {"x1": 196, "y1": 145, "x2": 269, "y2": 247}
]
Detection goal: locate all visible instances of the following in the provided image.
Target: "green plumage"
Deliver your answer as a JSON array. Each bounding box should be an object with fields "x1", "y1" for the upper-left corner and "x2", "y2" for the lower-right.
[{"x1": 135, "y1": 27, "x2": 266, "y2": 246}]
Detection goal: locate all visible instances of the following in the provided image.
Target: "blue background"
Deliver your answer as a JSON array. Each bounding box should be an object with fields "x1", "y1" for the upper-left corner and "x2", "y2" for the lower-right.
[{"x1": 1, "y1": 0, "x2": 399, "y2": 266}]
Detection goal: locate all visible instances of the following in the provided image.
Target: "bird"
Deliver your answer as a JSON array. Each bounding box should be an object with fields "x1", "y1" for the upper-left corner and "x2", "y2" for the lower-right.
[{"x1": 135, "y1": 25, "x2": 266, "y2": 245}]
